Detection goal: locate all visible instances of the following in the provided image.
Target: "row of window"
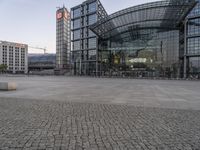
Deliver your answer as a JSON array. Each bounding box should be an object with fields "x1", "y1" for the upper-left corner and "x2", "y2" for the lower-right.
[
  {"x1": 57, "y1": 24, "x2": 70, "y2": 30},
  {"x1": 2, "y1": 54, "x2": 26, "y2": 58},
  {"x1": 8, "y1": 67, "x2": 26, "y2": 70},
  {"x1": 73, "y1": 38, "x2": 97, "y2": 50},
  {"x1": 2, "y1": 46, "x2": 26, "y2": 51},
  {"x1": 72, "y1": 14, "x2": 97, "y2": 29},
  {"x1": 3, "y1": 62, "x2": 26, "y2": 66},
  {"x1": 73, "y1": 50, "x2": 97, "y2": 61},
  {"x1": 73, "y1": 28, "x2": 96, "y2": 40},
  {"x1": 72, "y1": 2, "x2": 97, "y2": 18}
]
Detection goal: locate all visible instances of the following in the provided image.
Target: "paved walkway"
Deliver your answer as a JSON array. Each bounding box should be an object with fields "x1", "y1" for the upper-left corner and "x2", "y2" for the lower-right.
[
  {"x1": 1, "y1": 76, "x2": 200, "y2": 110},
  {"x1": 0, "y1": 76, "x2": 200, "y2": 149},
  {"x1": 0, "y1": 98, "x2": 200, "y2": 150}
]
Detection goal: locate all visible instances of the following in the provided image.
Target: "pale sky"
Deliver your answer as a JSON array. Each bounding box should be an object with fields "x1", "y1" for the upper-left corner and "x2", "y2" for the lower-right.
[{"x1": 0, "y1": 0, "x2": 158, "y2": 53}]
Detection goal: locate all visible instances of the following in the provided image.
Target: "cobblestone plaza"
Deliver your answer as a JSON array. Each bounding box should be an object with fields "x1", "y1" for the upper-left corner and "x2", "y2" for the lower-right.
[{"x1": 0, "y1": 76, "x2": 200, "y2": 149}]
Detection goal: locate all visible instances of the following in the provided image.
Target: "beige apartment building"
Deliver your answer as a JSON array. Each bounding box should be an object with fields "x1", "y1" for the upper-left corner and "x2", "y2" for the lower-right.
[{"x1": 0, "y1": 41, "x2": 28, "y2": 74}]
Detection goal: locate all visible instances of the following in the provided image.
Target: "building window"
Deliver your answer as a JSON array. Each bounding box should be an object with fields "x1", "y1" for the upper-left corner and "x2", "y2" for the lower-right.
[
  {"x1": 73, "y1": 30, "x2": 81, "y2": 40},
  {"x1": 88, "y1": 14, "x2": 97, "y2": 25},
  {"x1": 88, "y1": 29, "x2": 96, "y2": 37},
  {"x1": 73, "y1": 40, "x2": 81, "y2": 50},
  {"x1": 88, "y1": 38, "x2": 96, "y2": 49},
  {"x1": 73, "y1": 8, "x2": 81, "y2": 18},
  {"x1": 188, "y1": 18, "x2": 200, "y2": 36},
  {"x1": 187, "y1": 37, "x2": 200, "y2": 55},
  {"x1": 73, "y1": 19, "x2": 80, "y2": 29},
  {"x1": 189, "y1": 57, "x2": 200, "y2": 74},
  {"x1": 88, "y1": 50, "x2": 96, "y2": 60},
  {"x1": 88, "y1": 2, "x2": 96, "y2": 13}
]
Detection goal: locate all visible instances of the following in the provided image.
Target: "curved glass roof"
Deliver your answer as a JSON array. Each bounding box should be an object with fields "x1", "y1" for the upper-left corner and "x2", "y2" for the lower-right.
[{"x1": 90, "y1": 0, "x2": 197, "y2": 39}]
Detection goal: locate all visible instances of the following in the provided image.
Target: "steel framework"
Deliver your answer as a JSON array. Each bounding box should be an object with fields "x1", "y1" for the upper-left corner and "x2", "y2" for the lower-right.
[{"x1": 90, "y1": 0, "x2": 197, "y2": 40}]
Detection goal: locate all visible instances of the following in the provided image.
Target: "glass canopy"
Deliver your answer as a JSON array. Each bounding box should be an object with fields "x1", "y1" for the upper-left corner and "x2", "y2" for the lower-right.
[{"x1": 90, "y1": 0, "x2": 197, "y2": 39}]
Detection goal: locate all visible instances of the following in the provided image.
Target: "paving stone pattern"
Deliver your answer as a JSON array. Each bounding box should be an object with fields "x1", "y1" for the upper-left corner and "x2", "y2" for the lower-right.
[{"x1": 0, "y1": 98, "x2": 200, "y2": 150}]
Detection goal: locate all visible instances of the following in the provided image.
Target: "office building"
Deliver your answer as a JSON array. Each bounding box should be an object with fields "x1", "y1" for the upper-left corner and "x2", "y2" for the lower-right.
[
  {"x1": 71, "y1": 0, "x2": 107, "y2": 75},
  {"x1": 69, "y1": 0, "x2": 200, "y2": 78},
  {"x1": 70, "y1": 0, "x2": 200, "y2": 78},
  {"x1": 0, "y1": 41, "x2": 28, "y2": 74},
  {"x1": 56, "y1": 6, "x2": 71, "y2": 71}
]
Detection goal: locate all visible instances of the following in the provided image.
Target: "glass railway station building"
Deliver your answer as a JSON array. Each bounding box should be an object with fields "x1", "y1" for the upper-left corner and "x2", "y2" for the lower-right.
[{"x1": 71, "y1": 0, "x2": 200, "y2": 78}]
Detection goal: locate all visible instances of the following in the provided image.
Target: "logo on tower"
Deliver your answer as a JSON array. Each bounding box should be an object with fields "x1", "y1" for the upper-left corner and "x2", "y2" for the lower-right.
[{"x1": 57, "y1": 12, "x2": 63, "y2": 19}]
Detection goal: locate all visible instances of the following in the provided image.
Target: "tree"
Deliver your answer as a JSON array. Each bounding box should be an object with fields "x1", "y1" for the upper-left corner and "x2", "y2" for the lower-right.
[{"x1": 0, "y1": 64, "x2": 8, "y2": 73}]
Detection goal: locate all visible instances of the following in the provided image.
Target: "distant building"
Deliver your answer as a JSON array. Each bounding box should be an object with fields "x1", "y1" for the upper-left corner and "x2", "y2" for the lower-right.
[
  {"x1": 28, "y1": 54, "x2": 56, "y2": 71},
  {"x1": 71, "y1": 0, "x2": 107, "y2": 75},
  {"x1": 0, "y1": 41, "x2": 28, "y2": 74},
  {"x1": 56, "y1": 6, "x2": 71, "y2": 71}
]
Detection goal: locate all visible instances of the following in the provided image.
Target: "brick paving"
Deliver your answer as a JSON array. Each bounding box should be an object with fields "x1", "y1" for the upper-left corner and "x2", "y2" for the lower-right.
[{"x1": 0, "y1": 98, "x2": 200, "y2": 150}]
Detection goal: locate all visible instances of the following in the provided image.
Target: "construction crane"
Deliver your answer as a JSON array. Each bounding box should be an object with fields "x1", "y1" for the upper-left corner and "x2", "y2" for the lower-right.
[{"x1": 29, "y1": 46, "x2": 47, "y2": 54}]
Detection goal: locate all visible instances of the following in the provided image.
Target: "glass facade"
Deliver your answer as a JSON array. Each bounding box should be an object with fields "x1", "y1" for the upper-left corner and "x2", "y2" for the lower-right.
[
  {"x1": 188, "y1": 0, "x2": 200, "y2": 17},
  {"x1": 73, "y1": 19, "x2": 80, "y2": 29},
  {"x1": 90, "y1": 0, "x2": 196, "y2": 78},
  {"x1": 186, "y1": 0, "x2": 200, "y2": 78},
  {"x1": 99, "y1": 30, "x2": 180, "y2": 78},
  {"x1": 88, "y1": 38, "x2": 96, "y2": 49},
  {"x1": 187, "y1": 37, "x2": 200, "y2": 55},
  {"x1": 71, "y1": 0, "x2": 107, "y2": 75},
  {"x1": 88, "y1": 29, "x2": 96, "y2": 37},
  {"x1": 188, "y1": 18, "x2": 200, "y2": 36},
  {"x1": 73, "y1": 8, "x2": 81, "y2": 18},
  {"x1": 73, "y1": 40, "x2": 80, "y2": 50},
  {"x1": 29, "y1": 54, "x2": 56, "y2": 65},
  {"x1": 88, "y1": 2, "x2": 96, "y2": 13},
  {"x1": 70, "y1": 0, "x2": 199, "y2": 78},
  {"x1": 188, "y1": 57, "x2": 200, "y2": 78},
  {"x1": 73, "y1": 29, "x2": 80, "y2": 40},
  {"x1": 88, "y1": 50, "x2": 96, "y2": 60},
  {"x1": 28, "y1": 54, "x2": 56, "y2": 71},
  {"x1": 88, "y1": 14, "x2": 97, "y2": 25}
]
